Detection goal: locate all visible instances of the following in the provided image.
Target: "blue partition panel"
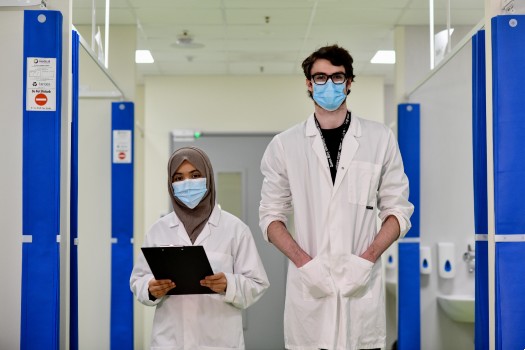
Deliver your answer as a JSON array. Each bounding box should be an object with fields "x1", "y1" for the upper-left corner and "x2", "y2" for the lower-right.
[
  {"x1": 492, "y1": 15, "x2": 525, "y2": 350},
  {"x1": 471, "y1": 29, "x2": 489, "y2": 350},
  {"x1": 110, "y1": 102, "x2": 135, "y2": 349},
  {"x1": 398, "y1": 104, "x2": 420, "y2": 239},
  {"x1": 494, "y1": 243, "x2": 525, "y2": 349},
  {"x1": 472, "y1": 30, "x2": 488, "y2": 237},
  {"x1": 397, "y1": 103, "x2": 421, "y2": 350},
  {"x1": 492, "y1": 16, "x2": 525, "y2": 234},
  {"x1": 21, "y1": 10, "x2": 63, "y2": 350},
  {"x1": 397, "y1": 242, "x2": 420, "y2": 350},
  {"x1": 475, "y1": 241, "x2": 489, "y2": 349},
  {"x1": 70, "y1": 29, "x2": 80, "y2": 350}
]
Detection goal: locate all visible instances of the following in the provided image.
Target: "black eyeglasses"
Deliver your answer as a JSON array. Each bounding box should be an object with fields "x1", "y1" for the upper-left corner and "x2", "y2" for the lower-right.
[{"x1": 311, "y1": 72, "x2": 347, "y2": 85}]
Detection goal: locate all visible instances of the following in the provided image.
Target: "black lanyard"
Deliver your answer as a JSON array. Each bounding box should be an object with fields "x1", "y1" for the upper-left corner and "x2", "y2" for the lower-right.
[{"x1": 314, "y1": 111, "x2": 351, "y2": 171}]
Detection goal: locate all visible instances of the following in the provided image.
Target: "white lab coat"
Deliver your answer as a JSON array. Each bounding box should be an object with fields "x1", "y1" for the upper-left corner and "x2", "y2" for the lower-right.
[
  {"x1": 259, "y1": 114, "x2": 413, "y2": 350},
  {"x1": 130, "y1": 205, "x2": 269, "y2": 350}
]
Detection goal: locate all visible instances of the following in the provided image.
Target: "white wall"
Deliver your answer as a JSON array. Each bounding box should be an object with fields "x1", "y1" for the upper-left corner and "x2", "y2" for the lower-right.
[
  {"x1": 75, "y1": 25, "x2": 136, "y2": 350},
  {"x1": 133, "y1": 83, "x2": 146, "y2": 350},
  {"x1": 394, "y1": 24, "x2": 476, "y2": 104},
  {"x1": 400, "y1": 25, "x2": 477, "y2": 350},
  {"x1": 142, "y1": 74, "x2": 384, "y2": 243},
  {"x1": 385, "y1": 84, "x2": 396, "y2": 131},
  {"x1": 76, "y1": 26, "x2": 136, "y2": 101},
  {"x1": 77, "y1": 97, "x2": 112, "y2": 349},
  {"x1": 410, "y1": 40, "x2": 475, "y2": 350},
  {"x1": 0, "y1": 10, "x2": 24, "y2": 349}
]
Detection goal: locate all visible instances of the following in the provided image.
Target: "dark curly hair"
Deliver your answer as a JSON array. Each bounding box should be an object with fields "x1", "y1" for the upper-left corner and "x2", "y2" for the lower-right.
[{"x1": 301, "y1": 44, "x2": 356, "y2": 82}]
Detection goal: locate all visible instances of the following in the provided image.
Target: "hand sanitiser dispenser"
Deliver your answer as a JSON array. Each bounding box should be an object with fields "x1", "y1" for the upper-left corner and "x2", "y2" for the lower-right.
[
  {"x1": 437, "y1": 242, "x2": 455, "y2": 279},
  {"x1": 420, "y1": 246, "x2": 432, "y2": 275},
  {"x1": 385, "y1": 243, "x2": 398, "y2": 270}
]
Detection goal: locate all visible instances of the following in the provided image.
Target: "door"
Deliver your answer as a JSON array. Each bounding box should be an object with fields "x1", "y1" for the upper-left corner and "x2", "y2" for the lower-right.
[{"x1": 171, "y1": 131, "x2": 286, "y2": 350}]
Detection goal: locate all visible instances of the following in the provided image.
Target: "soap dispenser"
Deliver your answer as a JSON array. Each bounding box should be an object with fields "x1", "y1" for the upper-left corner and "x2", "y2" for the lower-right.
[
  {"x1": 437, "y1": 242, "x2": 455, "y2": 279},
  {"x1": 420, "y1": 246, "x2": 432, "y2": 275},
  {"x1": 385, "y1": 243, "x2": 398, "y2": 270}
]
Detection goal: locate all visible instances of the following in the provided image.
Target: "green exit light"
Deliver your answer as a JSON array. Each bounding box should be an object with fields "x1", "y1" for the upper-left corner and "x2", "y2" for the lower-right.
[{"x1": 194, "y1": 131, "x2": 202, "y2": 139}]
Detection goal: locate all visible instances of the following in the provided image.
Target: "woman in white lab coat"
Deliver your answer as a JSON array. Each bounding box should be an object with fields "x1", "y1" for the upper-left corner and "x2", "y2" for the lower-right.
[{"x1": 130, "y1": 147, "x2": 269, "y2": 350}]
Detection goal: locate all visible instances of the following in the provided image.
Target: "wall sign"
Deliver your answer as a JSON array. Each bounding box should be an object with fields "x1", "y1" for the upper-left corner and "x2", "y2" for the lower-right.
[
  {"x1": 112, "y1": 130, "x2": 132, "y2": 164},
  {"x1": 26, "y1": 57, "x2": 57, "y2": 111}
]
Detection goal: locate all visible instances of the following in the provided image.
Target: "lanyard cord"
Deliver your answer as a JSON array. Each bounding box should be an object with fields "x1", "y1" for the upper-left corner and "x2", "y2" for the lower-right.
[{"x1": 314, "y1": 111, "x2": 351, "y2": 170}]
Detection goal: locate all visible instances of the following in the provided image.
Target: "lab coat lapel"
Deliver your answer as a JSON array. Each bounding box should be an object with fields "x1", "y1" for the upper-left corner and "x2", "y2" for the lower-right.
[
  {"x1": 193, "y1": 205, "x2": 220, "y2": 246},
  {"x1": 308, "y1": 119, "x2": 333, "y2": 256},
  {"x1": 332, "y1": 116, "x2": 361, "y2": 194},
  {"x1": 193, "y1": 225, "x2": 211, "y2": 246},
  {"x1": 306, "y1": 116, "x2": 332, "y2": 186},
  {"x1": 173, "y1": 219, "x2": 193, "y2": 246}
]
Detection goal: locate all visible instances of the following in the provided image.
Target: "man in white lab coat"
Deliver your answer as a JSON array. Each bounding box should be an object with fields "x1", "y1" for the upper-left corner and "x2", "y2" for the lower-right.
[{"x1": 259, "y1": 45, "x2": 414, "y2": 350}]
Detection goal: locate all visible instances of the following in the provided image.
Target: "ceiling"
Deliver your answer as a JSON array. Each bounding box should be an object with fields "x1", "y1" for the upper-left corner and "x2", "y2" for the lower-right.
[{"x1": 72, "y1": 0, "x2": 484, "y2": 84}]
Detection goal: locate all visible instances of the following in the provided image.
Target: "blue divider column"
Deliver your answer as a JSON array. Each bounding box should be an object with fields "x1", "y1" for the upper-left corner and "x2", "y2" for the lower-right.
[
  {"x1": 21, "y1": 10, "x2": 63, "y2": 349},
  {"x1": 397, "y1": 103, "x2": 421, "y2": 350},
  {"x1": 471, "y1": 29, "x2": 489, "y2": 350},
  {"x1": 110, "y1": 102, "x2": 135, "y2": 349},
  {"x1": 491, "y1": 15, "x2": 525, "y2": 350},
  {"x1": 70, "y1": 29, "x2": 80, "y2": 350}
]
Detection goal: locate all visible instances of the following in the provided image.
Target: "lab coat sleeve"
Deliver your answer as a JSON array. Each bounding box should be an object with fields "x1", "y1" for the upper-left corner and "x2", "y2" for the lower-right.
[
  {"x1": 377, "y1": 128, "x2": 414, "y2": 238},
  {"x1": 223, "y1": 227, "x2": 270, "y2": 309},
  {"x1": 259, "y1": 136, "x2": 293, "y2": 241},
  {"x1": 129, "y1": 234, "x2": 162, "y2": 307}
]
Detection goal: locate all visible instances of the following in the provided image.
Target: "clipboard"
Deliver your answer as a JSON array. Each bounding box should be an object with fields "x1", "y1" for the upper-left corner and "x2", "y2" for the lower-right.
[{"x1": 141, "y1": 245, "x2": 217, "y2": 295}]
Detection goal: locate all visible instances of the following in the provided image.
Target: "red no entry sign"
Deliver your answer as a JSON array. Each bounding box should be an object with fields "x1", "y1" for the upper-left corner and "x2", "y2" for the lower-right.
[
  {"x1": 118, "y1": 152, "x2": 126, "y2": 160},
  {"x1": 35, "y1": 93, "x2": 47, "y2": 106}
]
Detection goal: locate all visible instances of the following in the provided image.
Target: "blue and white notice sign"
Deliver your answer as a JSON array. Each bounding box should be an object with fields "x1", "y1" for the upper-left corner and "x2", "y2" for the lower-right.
[
  {"x1": 26, "y1": 57, "x2": 57, "y2": 111},
  {"x1": 113, "y1": 130, "x2": 132, "y2": 163}
]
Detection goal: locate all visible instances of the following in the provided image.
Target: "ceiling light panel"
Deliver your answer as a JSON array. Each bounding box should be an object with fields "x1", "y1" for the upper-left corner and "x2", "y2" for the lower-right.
[
  {"x1": 371, "y1": 50, "x2": 396, "y2": 64},
  {"x1": 135, "y1": 50, "x2": 154, "y2": 63}
]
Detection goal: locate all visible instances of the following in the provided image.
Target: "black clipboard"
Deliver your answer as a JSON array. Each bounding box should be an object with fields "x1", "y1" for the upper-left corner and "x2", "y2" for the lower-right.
[{"x1": 141, "y1": 245, "x2": 217, "y2": 295}]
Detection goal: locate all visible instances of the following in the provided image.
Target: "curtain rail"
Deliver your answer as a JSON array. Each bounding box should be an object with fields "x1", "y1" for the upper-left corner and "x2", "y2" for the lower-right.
[
  {"x1": 406, "y1": 19, "x2": 485, "y2": 99},
  {"x1": 73, "y1": 26, "x2": 127, "y2": 101}
]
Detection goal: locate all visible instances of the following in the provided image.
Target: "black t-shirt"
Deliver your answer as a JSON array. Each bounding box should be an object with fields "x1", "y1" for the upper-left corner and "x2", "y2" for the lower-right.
[{"x1": 320, "y1": 122, "x2": 347, "y2": 184}]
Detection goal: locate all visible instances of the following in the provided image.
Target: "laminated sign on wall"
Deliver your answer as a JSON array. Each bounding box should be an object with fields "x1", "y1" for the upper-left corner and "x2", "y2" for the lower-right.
[
  {"x1": 26, "y1": 57, "x2": 57, "y2": 111},
  {"x1": 113, "y1": 130, "x2": 132, "y2": 163}
]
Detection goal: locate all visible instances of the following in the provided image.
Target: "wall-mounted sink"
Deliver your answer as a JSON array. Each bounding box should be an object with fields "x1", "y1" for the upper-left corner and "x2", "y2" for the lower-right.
[{"x1": 437, "y1": 294, "x2": 475, "y2": 323}]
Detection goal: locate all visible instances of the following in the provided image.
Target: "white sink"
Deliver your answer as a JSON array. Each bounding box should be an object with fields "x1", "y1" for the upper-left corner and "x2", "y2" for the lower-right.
[{"x1": 437, "y1": 294, "x2": 475, "y2": 323}]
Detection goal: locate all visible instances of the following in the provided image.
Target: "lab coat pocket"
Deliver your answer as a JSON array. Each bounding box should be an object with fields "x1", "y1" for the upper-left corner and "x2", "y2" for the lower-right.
[
  {"x1": 298, "y1": 257, "x2": 334, "y2": 299},
  {"x1": 347, "y1": 161, "x2": 381, "y2": 206},
  {"x1": 340, "y1": 254, "x2": 374, "y2": 298},
  {"x1": 206, "y1": 252, "x2": 234, "y2": 275}
]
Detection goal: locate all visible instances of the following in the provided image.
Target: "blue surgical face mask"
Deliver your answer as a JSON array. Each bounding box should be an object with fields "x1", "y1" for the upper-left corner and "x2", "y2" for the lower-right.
[
  {"x1": 172, "y1": 178, "x2": 207, "y2": 209},
  {"x1": 312, "y1": 80, "x2": 347, "y2": 111}
]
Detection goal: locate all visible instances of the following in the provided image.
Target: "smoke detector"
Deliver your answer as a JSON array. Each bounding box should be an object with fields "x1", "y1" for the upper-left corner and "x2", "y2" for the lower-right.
[{"x1": 172, "y1": 30, "x2": 204, "y2": 49}]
